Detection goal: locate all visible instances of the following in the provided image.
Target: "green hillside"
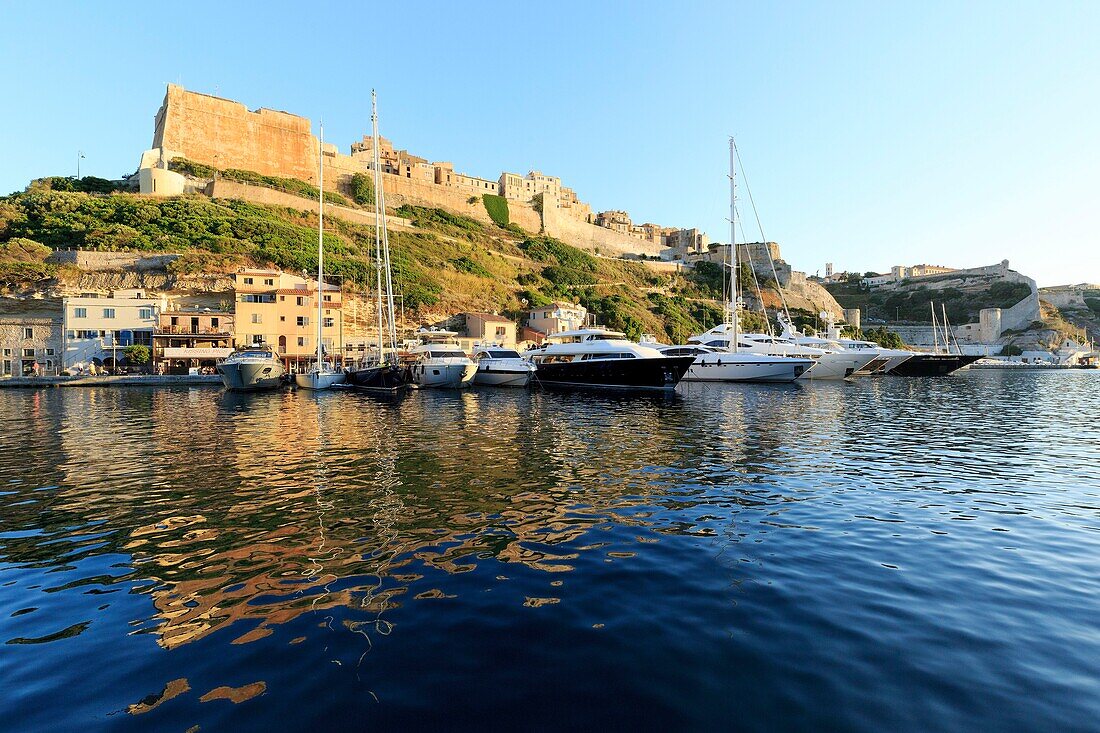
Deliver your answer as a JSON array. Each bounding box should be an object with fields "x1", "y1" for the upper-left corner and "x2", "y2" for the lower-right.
[{"x1": 0, "y1": 186, "x2": 734, "y2": 341}]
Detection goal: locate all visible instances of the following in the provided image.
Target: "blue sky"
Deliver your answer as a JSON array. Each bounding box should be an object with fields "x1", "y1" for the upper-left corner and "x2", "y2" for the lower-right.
[{"x1": 2, "y1": 1, "x2": 1097, "y2": 286}]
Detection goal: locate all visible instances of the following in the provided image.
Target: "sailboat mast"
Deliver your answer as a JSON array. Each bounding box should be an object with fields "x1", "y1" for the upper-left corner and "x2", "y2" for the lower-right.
[
  {"x1": 931, "y1": 301, "x2": 939, "y2": 353},
  {"x1": 729, "y1": 137, "x2": 739, "y2": 354},
  {"x1": 371, "y1": 91, "x2": 385, "y2": 361},
  {"x1": 316, "y1": 122, "x2": 325, "y2": 369}
]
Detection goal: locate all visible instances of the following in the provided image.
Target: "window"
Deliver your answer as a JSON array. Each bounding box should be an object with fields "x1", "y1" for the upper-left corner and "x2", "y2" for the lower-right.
[
  {"x1": 170, "y1": 316, "x2": 179, "y2": 326},
  {"x1": 495, "y1": 326, "x2": 507, "y2": 337},
  {"x1": 139, "y1": 308, "x2": 153, "y2": 319},
  {"x1": 251, "y1": 334, "x2": 264, "y2": 345},
  {"x1": 297, "y1": 316, "x2": 309, "y2": 327},
  {"x1": 23, "y1": 349, "x2": 35, "y2": 358},
  {"x1": 74, "y1": 307, "x2": 87, "y2": 318},
  {"x1": 296, "y1": 297, "x2": 305, "y2": 306},
  {"x1": 280, "y1": 295, "x2": 285, "y2": 302},
  {"x1": 23, "y1": 327, "x2": 33, "y2": 339},
  {"x1": 297, "y1": 337, "x2": 306, "y2": 347},
  {"x1": 243, "y1": 277, "x2": 254, "y2": 285},
  {"x1": 211, "y1": 318, "x2": 219, "y2": 328},
  {"x1": 45, "y1": 348, "x2": 54, "y2": 356},
  {"x1": 251, "y1": 314, "x2": 262, "y2": 324},
  {"x1": 103, "y1": 308, "x2": 115, "y2": 319},
  {"x1": 323, "y1": 317, "x2": 334, "y2": 328},
  {"x1": 323, "y1": 294, "x2": 332, "y2": 302},
  {"x1": 280, "y1": 316, "x2": 286, "y2": 322},
  {"x1": 2, "y1": 360, "x2": 9, "y2": 375},
  {"x1": 240, "y1": 294, "x2": 275, "y2": 303},
  {"x1": 264, "y1": 278, "x2": 274, "y2": 286}
]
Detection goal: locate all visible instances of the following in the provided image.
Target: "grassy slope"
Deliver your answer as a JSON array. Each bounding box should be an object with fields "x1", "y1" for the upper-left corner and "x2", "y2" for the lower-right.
[{"x1": 0, "y1": 189, "x2": 731, "y2": 341}]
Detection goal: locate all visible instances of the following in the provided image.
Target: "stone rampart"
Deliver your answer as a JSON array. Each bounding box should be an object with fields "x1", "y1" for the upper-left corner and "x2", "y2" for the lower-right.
[
  {"x1": 205, "y1": 180, "x2": 415, "y2": 231},
  {"x1": 48, "y1": 251, "x2": 181, "y2": 271},
  {"x1": 542, "y1": 200, "x2": 664, "y2": 258}
]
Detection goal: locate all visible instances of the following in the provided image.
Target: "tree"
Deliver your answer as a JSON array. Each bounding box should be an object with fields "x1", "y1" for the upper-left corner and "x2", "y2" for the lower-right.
[
  {"x1": 349, "y1": 173, "x2": 374, "y2": 206},
  {"x1": 123, "y1": 344, "x2": 151, "y2": 366}
]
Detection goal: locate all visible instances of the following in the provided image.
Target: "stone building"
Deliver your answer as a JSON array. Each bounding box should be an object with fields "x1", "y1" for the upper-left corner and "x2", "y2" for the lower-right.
[
  {"x1": 231, "y1": 269, "x2": 344, "y2": 368},
  {"x1": 1, "y1": 317, "x2": 63, "y2": 377}
]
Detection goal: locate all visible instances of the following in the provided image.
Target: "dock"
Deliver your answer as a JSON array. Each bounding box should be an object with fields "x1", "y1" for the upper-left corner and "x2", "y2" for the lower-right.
[{"x1": 0, "y1": 375, "x2": 223, "y2": 389}]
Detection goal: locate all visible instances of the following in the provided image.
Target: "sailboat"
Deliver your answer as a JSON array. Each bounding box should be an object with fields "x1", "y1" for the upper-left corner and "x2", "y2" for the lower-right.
[
  {"x1": 345, "y1": 90, "x2": 411, "y2": 394},
  {"x1": 295, "y1": 122, "x2": 346, "y2": 390},
  {"x1": 668, "y1": 138, "x2": 813, "y2": 383},
  {"x1": 886, "y1": 302, "x2": 981, "y2": 376}
]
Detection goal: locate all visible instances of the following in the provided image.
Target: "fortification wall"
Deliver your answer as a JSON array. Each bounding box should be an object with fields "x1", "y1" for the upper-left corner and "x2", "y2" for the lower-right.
[
  {"x1": 999, "y1": 292, "x2": 1041, "y2": 333},
  {"x1": 376, "y1": 173, "x2": 541, "y2": 233},
  {"x1": 155, "y1": 84, "x2": 319, "y2": 183},
  {"x1": 48, "y1": 251, "x2": 181, "y2": 271},
  {"x1": 205, "y1": 180, "x2": 415, "y2": 231},
  {"x1": 542, "y1": 200, "x2": 664, "y2": 258}
]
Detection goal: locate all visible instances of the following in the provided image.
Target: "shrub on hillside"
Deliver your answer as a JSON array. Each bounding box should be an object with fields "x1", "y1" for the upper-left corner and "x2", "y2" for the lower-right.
[
  {"x1": 452, "y1": 255, "x2": 494, "y2": 279},
  {"x1": 519, "y1": 236, "x2": 596, "y2": 271},
  {"x1": 349, "y1": 173, "x2": 375, "y2": 206},
  {"x1": 482, "y1": 194, "x2": 510, "y2": 227},
  {"x1": 542, "y1": 265, "x2": 598, "y2": 287}
]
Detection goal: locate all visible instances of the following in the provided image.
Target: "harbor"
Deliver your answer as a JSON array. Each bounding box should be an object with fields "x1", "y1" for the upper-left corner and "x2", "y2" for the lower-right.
[{"x1": 1, "y1": 369, "x2": 1098, "y2": 730}]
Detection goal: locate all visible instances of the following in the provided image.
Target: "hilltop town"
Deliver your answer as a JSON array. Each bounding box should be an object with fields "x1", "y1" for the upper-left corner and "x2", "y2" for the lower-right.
[{"x1": 0, "y1": 83, "x2": 1093, "y2": 376}]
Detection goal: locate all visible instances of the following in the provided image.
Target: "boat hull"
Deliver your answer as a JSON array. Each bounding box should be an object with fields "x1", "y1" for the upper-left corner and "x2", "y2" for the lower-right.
[
  {"x1": 888, "y1": 354, "x2": 982, "y2": 376},
  {"x1": 217, "y1": 361, "x2": 286, "y2": 391},
  {"x1": 534, "y1": 355, "x2": 695, "y2": 391},
  {"x1": 410, "y1": 362, "x2": 477, "y2": 389},
  {"x1": 346, "y1": 364, "x2": 411, "y2": 393},
  {"x1": 473, "y1": 367, "x2": 533, "y2": 387},
  {"x1": 799, "y1": 352, "x2": 877, "y2": 380},
  {"x1": 682, "y1": 354, "x2": 812, "y2": 383},
  {"x1": 294, "y1": 370, "x2": 346, "y2": 390}
]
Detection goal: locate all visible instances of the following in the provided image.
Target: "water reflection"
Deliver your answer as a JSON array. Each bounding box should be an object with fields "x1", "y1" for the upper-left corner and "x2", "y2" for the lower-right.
[{"x1": 1, "y1": 372, "x2": 1099, "y2": 731}]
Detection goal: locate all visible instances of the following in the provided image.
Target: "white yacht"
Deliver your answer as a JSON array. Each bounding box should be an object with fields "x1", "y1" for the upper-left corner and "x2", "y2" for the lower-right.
[
  {"x1": 472, "y1": 344, "x2": 535, "y2": 387},
  {"x1": 524, "y1": 328, "x2": 695, "y2": 391},
  {"x1": 659, "y1": 343, "x2": 813, "y2": 383},
  {"x1": 407, "y1": 329, "x2": 477, "y2": 388},
  {"x1": 217, "y1": 344, "x2": 286, "y2": 391},
  {"x1": 687, "y1": 323, "x2": 873, "y2": 380},
  {"x1": 294, "y1": 121, "x2": 346, "y2": 391}
]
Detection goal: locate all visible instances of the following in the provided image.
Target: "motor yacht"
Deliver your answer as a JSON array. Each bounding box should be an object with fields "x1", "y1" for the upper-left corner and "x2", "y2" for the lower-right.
[
  {"x1": 295, "y1": 359, "x2": 346, "y2": 390},
  {"x1": 658, "y1": 343, "x2": 813, "y2": 383},
  {"x1": 217, "y1": 344, "x2": 286, "y2": 391},
  {"x1": 525, "y1": 329, "x2": 694, "y2": 391},
  {"x1": 472, "y1": 344, "x2": 535, "y2": 387},
  {"x1": 407, "y1": 329, "x2": 477, "y2": 388},
  {"x1": 687, "y1": 323, "x2": 870, "y2": 380}
]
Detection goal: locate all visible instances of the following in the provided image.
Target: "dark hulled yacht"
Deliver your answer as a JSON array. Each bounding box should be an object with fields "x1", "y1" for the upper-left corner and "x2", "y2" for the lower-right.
[{"x1": 525, "y1": 329, "x2": 695, "y2": 391}]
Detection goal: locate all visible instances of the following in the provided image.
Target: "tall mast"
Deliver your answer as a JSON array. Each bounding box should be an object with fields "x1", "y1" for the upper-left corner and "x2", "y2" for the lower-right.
[
  {"x1": 316, "y1": 122, "x2": 325, "y2": 370},
  {"x1": 372, "y1": 91, "x2": 385, "y2": 361},
  {"x1": 729, "y1": 137, "x2": 740, "y2": 354},
  {"x1": 931, "y1": 301, "x2": 939, "y2": 353}
]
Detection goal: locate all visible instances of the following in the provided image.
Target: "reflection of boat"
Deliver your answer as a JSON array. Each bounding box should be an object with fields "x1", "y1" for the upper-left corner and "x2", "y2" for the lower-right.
[
  {"x1": 526, "y1": 329, "x2": 694, "y2": 391},
  {"x1": 295, "y1": 121, "x2": 345, "y2": 391},
  {"x1": 345, "y1": 90, "x2": 411, "y2": 396},
  {"x1": 472, "y1": 344, "x2": 535, "y2": 387},
  {"x1": 217, "y1": 345, "x2": 286, "y2": 391},
  {"x1": 408, "y1": 329, "x2": 477, "y2": 389}
]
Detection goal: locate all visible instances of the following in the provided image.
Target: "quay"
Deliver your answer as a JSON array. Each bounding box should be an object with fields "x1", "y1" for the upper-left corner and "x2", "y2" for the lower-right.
[{"x1": 0, "y1": 374, "x2": 223, "y2": 389}]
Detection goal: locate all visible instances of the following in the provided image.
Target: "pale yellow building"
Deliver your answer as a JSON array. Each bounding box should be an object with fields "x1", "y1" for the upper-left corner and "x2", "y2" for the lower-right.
[
  {"x1": 232, "y1": 269, "x2": 344, "y2": 368},
  {"x1": 526, "y1": 301, "x2": 588, "y2": 336},
  {"x1": 62, "y1": 290, "x2": 166, "y2": 369}
]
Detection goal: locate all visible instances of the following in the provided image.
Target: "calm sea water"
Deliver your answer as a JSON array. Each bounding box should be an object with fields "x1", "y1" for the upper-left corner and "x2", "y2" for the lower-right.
[{"x1": 1, "y1": 371, "x2": 1098, "y2": 732}]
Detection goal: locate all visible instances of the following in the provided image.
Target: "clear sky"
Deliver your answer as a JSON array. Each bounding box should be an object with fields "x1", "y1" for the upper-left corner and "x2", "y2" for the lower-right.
[{"x1": 2, "y1": 1, "x2": 1097, "y2": 286}]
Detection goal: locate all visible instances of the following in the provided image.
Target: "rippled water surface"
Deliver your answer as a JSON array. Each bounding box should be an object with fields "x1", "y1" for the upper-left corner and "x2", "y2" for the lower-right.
[{"x1": 1, "y1": 371, "x2": 1098, "y2": 731}]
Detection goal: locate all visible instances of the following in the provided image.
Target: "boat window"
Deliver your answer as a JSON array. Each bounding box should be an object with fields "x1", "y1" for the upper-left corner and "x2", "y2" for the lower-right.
[
  {"x1": 429, "y1": 350, "x2": 467, "y2": 358},
  {"x1": 705, "y1": 340, "x2": 727, "y2": 347},
  {"x1": 488, "y1": 350, "x2": 520, "y2": 358}
]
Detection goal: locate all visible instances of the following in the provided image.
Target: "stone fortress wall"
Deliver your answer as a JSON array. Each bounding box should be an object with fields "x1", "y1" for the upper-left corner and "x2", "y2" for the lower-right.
[{"x1": 139, "y1": 85, "x2": 684, "y2": 256}]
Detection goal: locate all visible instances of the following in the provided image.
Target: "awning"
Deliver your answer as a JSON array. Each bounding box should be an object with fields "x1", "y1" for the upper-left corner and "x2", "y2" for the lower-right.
[{"x1": 163, "y1": 347, "x2": 234, "y2": 359}]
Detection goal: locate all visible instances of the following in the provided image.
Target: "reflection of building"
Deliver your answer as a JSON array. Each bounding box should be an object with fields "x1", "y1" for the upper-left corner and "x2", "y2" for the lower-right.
[
  {"x1": 1, "y1": 316, "x2": 63, "y2": 376},
  {"x1": 62, "y1": 290, "x2": 164, "y2": 369},
  {"x1": 232, "y1": 269, "x2": 344, "y2": 367},
  {"x1": 153, "y1": 310, "x2": 234, "y2": 374},
  {"x1": 526, "y1": 302, "x2": 588, "y2": 338}
]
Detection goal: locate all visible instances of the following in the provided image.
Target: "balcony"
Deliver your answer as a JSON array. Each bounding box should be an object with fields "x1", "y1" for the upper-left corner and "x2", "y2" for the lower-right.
[{"x1": 154, "y1": 325, "x2": 232, "y2": 336}]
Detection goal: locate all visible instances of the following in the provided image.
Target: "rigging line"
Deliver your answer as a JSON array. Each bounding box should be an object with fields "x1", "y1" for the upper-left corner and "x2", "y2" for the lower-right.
[
  {"x1": 737, "y1": 218, "x2": 773, "y2": 335},
  {"x1": 733, "y1": 140, "x2": 792, "y2": 325}
]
